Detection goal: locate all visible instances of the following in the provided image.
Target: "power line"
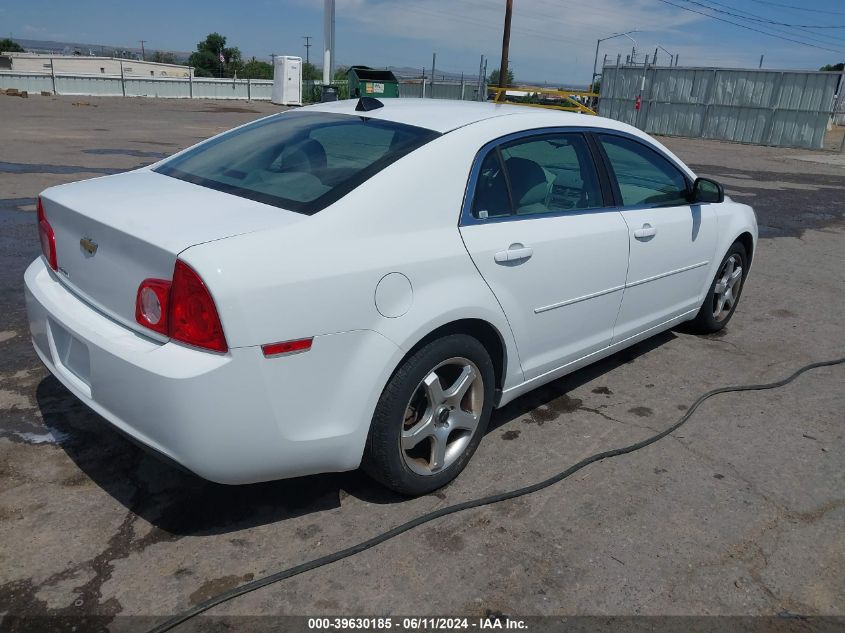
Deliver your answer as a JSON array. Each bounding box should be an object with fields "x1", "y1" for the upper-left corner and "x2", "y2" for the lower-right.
[
  {"x1": 692, "y1": 0, "x2": 845, "y2": 45},
  {"x1": 380, "y1": 3, "x2": 572, "y2": 47},
  {"x1": 654, "y1": 0, "x2": 845, "y2": 54},
  {"x1": 677, "y1": 0, "x2": 845, "y2": 28},
  {"x1": 748, "y1": 0, "x2": 845, "y2": 16}
]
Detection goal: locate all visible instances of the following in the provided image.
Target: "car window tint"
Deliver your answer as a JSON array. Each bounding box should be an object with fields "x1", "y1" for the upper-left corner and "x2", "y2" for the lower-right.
[
  {"x1": 499, "y1": 133, "x2": 603, "y2": 215},
  {"x1": 598, "y1": 134, "x2": 689, "y2": 207},
  {"x1": 472, "y1": 150, "x2": 512, "y2": 219},
  {"x1": 310, "y1": 124, "x2": 396, "y2": 169},
  {"x1": 154, "y1": 111, "x2": 440, "y2": 215}
]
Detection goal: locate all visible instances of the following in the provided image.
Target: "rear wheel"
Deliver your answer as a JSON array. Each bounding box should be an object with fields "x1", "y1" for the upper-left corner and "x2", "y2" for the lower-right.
[
  {"x1": 363, "y1": 334, "x2": 495, "y2": 496},
  {"x1": 687, "y1": 242, "x2": 747, "y2": 334}
]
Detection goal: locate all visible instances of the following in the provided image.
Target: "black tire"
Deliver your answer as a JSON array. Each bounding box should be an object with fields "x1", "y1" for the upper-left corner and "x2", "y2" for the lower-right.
[
  {"x1": 687, "y1": 241, "x2": 747, "y2": 334},
  {"x1": 363, "y1": 334, "x2": 495, "y2": 496}
]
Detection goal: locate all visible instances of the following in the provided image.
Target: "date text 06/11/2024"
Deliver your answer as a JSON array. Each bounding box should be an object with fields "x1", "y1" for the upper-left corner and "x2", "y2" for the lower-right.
[{"x1": 307, "y1": 617, "x2": 529, "y2": 630}]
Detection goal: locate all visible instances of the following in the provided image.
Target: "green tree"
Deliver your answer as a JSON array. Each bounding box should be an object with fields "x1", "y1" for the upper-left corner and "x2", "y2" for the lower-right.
[
  {"x1": 334, "y1": 65, "x2": 349, "y2": 80},
  {"x1": 242, "y1": 58, "x2": 273, "y2": 79},
  {"x1": 188, "y1": 33, "x2": 242, "y2": 78},
  {"x1": 488, "y1": 67, "x2": 515, "y2": 86},
  {"x1": 303, "y1": 61, "x2": 321, "y2": 80},
  {"x1": 150, "y1": 51, "x2": 176, "y2": 64},
  {"x1": 819, "y1": 62, "x2": 844, "y2": 72},
  {"x1": 0, "y1": 38, "x2": 24, "y2": 52}
]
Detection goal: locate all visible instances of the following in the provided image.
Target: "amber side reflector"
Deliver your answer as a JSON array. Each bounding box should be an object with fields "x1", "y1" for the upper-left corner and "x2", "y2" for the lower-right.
[{"x1": 262, "y1": 338, "x2": 313, "y2": 358}]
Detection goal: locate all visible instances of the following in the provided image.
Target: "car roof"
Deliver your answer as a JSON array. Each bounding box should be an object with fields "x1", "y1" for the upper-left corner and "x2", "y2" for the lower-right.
[{"x1": 304, "y1": 98, "x2": 627, "y2": 135}]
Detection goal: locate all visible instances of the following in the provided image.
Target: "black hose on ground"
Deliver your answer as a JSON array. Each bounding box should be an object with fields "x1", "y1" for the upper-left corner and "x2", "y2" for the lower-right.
[{"x1": 149, "y1": 357, "x2": 845, "y2": 633}]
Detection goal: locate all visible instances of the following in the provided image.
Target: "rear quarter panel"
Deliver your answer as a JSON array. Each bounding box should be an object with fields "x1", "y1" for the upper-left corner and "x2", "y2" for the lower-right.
[{"x1": 180, "y1": 119, "x2": 539, "y2": 391}]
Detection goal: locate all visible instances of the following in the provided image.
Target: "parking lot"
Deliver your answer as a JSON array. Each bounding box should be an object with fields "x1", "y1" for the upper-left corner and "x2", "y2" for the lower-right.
[{"x1": 1, "y1": 95, "x2": 843, "y2": 627}]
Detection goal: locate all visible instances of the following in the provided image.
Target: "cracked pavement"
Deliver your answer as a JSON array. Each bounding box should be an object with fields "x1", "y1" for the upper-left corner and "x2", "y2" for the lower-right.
[{"x1": 0, "y1": 96, "x2": 843, "y2": 629}]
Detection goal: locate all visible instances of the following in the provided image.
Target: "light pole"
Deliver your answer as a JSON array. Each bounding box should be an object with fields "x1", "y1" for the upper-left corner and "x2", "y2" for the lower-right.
[
  {"x1": 323, "y1": 0, "x2": 335, "y2": 86},
  {"x1": 591, "y1": 31, "x2": 638, "y2": 92},
  {"x1": 656, "y1": 44, "x2": 675, "y2": 67}
]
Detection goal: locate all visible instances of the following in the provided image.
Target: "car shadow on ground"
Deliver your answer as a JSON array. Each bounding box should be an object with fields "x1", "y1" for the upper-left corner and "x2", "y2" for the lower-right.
[
  {"x1": 36, "y1": 331, "x2": 675, "y2": 537},
  {"x1": 488, "y1": 331, "x2": 675, "y2": 432}
]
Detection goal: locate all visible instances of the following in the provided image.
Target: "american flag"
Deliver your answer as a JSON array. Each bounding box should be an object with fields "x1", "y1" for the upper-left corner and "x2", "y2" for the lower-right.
[{"x1": 219, "y1": 52, "x2": 225, "y2": 64}]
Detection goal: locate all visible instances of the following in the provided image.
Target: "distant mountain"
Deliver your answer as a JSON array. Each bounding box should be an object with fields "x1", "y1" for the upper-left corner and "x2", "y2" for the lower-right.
[
  {"x1": 8, "y1": 38, "x2": 191, "y2": 62},
  {"x1": 6, "y1": 38, "x2": 583, "y2": 87},
  {"x1": 386, "y1": 65, "x2": 488, "y2": 82}
]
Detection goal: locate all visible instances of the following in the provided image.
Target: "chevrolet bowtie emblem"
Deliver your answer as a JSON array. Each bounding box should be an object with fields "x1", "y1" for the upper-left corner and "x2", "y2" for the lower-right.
[{"x1": 80, "y1": 236, "x2": 98, "y2": 256}]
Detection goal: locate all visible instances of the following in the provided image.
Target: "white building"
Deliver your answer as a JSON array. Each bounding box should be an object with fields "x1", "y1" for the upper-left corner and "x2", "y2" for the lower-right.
[{"x1": 0, "y1": 53, "x2": 193, "y2": 78}]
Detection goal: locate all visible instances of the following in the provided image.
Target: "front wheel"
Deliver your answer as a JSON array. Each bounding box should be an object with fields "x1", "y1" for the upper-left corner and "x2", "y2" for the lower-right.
[
  {"x1": 363, "y1": 334, "x2": 495, "y2": 496},
  {"x1": 687, "y1": 242, "x2": 747, "y2": 334}
]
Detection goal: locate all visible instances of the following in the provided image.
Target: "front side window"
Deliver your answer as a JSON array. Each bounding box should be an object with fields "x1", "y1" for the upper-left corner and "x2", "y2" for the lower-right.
[
  {"x1": 598, "y1": 134, "x2": 689, "y2": 208},
  {"x1": 470, "y1": 132, "x2": 604, "y2": 220},
  {"x1": 155, "y1": 111, "x2": 440, "y2": 215}
]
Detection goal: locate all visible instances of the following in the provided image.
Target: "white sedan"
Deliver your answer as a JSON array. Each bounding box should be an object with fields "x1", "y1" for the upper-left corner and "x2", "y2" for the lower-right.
[{"x1": 25, "y1": 98, "x2": 756, "y2": 495}]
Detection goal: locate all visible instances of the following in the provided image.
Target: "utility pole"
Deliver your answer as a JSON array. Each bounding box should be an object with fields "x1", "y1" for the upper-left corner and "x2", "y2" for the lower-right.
[
  {"x1": 499, "y1": 0, "x2": 513, "y2": 89},
  {"x1": 478, "y1": 54, "x2": 484, "y2": 101},
  {"x1": 139, "y1": 40, "x2": 146, "y2": 61},
  {"x1": 303, "y1": 36, "x2": 312, "y2": 65},
  {"x1": 431, "y1": 52, "x2": 437, "y2": 97}
]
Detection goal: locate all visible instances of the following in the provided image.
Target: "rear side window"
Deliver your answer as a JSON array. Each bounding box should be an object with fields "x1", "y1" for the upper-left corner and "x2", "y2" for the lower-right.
[
  {"x1": 155, "y1": 111, "x2": 440, "y2": 215},
  {"x1": 472, "y1": 151, "x2": 511, "y2": 219},
  {"x1": 471, "y1": 132, "x2": 604, "y2": 219},
  {"x1": 598, "y1": 134, "x2": 689, "y2": 207}
]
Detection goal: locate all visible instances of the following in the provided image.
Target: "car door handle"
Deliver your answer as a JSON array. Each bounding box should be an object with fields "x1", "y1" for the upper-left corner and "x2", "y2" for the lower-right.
[
  {"x1": 494, "y1": 244, "x2": 533, "y2": 263},
  {"x1": 633, "y1": 223, "x2": 657, "y2": 239}
]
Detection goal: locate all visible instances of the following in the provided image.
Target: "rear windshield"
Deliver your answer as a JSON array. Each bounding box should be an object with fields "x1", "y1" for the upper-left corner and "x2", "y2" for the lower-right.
[{"x1": 154, "y1": 111, "x2": 440, "y2": 215}]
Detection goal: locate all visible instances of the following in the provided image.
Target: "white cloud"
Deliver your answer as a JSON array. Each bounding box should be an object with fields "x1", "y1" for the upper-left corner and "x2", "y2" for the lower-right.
[
  {"x1": 303, "y1": 0, "x2": 701, "y2": 53},
  {"x1": 294, "y1": 0, "x2": 836, "y2": 82},
  {"x1": 21, "y1": 24, "x2": 69, "y2": 40}
]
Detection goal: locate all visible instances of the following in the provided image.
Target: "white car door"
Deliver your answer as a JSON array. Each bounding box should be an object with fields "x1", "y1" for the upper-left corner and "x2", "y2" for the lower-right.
[
  {"x1": 595, "y1": 133, "x2": 718, "y2": 343},
  {"x1": 459, "y1": 131, "x2": 630, "y2": 381}
]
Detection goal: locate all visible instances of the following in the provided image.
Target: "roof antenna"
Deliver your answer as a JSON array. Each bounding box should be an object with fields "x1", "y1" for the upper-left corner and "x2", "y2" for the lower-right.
[{"x1": 355, "y1": 97, "x2": 384, "y2": 112}]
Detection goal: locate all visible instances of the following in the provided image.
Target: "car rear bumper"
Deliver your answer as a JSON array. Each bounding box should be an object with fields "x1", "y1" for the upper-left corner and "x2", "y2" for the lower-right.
[{"x1": 24, "y1": 257, "x2": 402, "y2": 484}]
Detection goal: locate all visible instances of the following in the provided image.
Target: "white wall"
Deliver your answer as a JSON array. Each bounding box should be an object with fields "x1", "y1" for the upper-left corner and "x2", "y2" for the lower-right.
[{"x1": 3, "y1": 54, "x2": 192, "y2": 78}]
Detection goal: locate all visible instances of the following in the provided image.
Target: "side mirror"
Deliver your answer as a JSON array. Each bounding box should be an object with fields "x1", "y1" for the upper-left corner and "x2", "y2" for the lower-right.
[{"x1": 691, "y1": 177, "x2": 724, "y2": 204}]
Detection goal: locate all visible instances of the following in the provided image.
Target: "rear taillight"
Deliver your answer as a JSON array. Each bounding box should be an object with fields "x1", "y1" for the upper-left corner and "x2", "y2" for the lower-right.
[
  {"x1": 37, "y1": 197, "x2": 58, "y2": 271},
  {"x1": 134, "y1": 260, "x2": 228, "y2": 353},
  {"x1": 169, "y1": 260, "x2": 228, "y2": 353},
  {"x1": 135, "y1": 279, "x2": 171, "y2": 336}
]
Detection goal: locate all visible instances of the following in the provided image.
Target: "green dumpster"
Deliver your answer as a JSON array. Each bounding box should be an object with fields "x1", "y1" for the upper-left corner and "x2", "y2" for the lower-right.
[{"x1": 347, "y1": 66, "x2": 400, "y2": 98}]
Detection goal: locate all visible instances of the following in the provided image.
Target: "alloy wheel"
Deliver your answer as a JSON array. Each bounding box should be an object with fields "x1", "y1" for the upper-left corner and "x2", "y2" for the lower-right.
[
  {"x1": 400, "y1": 357, "x2": 484, "y2": 476},
  {"x1": 712, "y1": 254, "x2": 743, "y2": 321}
]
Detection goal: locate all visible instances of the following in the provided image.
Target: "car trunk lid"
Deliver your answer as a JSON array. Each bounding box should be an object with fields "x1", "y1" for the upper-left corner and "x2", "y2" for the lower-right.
[{"x1": 41, "y1": 169, "x2": 303, "y2": 338}]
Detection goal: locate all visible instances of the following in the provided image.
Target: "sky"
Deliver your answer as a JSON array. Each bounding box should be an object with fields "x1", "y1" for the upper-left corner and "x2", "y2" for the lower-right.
[{"x1": 3, "y1": 0, "x2": 845, "y2": 85}]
